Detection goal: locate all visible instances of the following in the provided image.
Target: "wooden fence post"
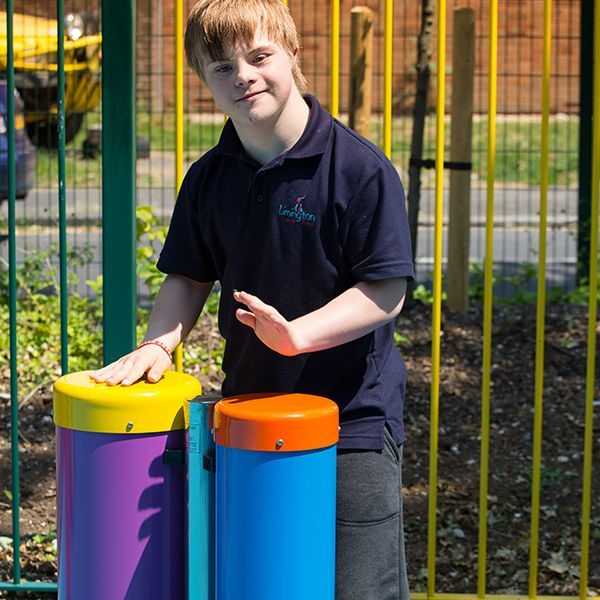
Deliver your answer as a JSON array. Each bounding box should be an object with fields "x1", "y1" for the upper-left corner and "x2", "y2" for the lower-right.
[
  {"x1": 447, "y1": 7, "x2": 475, "y2": 312},
  {"x1": 349, "y1": 6, "x2": 374, "y2": 138}
]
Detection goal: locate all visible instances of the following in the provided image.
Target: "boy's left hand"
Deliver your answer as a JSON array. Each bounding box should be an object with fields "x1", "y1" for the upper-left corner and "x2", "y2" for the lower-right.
[
  {"x1": 234, "y1": 278, "x2": 406, "y2": 356},
  {"x1": 233, "y1": 290, "x2": 303, "y2": 356}
]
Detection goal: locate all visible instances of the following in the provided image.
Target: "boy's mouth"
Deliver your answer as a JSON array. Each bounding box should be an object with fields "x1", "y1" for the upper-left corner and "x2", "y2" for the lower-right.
[{"x1": 236, "y1": 89, "x2": 267, "y2": 102}]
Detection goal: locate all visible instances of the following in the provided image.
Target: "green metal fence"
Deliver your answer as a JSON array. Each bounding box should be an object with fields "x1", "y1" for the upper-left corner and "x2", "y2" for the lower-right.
[{"x1": 3, "y1": 0, "x2": 60, "y2": 594}]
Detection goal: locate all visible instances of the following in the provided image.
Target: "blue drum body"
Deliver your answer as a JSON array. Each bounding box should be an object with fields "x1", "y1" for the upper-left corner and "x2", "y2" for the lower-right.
[{"x1": 216, "y1": 444, "x2": 336, "y2": 600}]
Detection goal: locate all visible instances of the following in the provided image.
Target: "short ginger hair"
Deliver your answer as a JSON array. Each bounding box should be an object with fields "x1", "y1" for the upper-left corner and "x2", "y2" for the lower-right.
[{"x1": 185, "y1": 0, "x2": 307, "y2": 93}]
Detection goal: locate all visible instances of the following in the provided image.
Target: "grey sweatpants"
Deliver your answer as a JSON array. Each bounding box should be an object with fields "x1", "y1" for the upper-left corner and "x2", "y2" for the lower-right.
[{"x1": 335, "y1": 427, "x2": 409, "y2": 600}]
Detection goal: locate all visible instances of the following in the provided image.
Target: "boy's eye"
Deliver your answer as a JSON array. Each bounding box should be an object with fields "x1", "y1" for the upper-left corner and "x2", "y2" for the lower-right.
[
  {"x1": 253, "y1": 53, "x2": 269, "y2": 63},
  {"x1": 215, "y1": 64, "x2": 231, "y2": 74}
]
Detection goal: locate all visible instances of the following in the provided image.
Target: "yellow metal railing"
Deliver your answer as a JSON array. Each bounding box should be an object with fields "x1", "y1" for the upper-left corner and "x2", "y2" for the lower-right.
[
  {"x1": 174, "y1": 0, "x2": 184, "y2": 372},
  {"x1": 382, "y1": 0, "x2": 393, "y2": 158},
  {"x1": 528, "y1": 0, "x2": 552, "y2": 594},
  {"x1": 579, "y1": 0, "x2": 600, "y2": 595},
  {"x1": 329, "y1": 0, "x2": 340, "y2": 118},
  {"x1": 478, "y1": 0, "x2": 498, "y2": 593},
  {"x1": 412, "y1": 595, "x2": 585, "y2": 600}
]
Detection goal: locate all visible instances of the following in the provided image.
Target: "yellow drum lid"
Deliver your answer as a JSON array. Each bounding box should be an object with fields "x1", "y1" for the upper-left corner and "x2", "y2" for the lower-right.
[
  {"x1": 53, "y1": 370, "x2": 202, "y2": 434},
  {"x1": 214, "y1": 393, "x2": 339, "y2": 452}
]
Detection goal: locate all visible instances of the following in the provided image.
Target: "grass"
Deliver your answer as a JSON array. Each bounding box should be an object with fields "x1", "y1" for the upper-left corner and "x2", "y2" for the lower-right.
[
  {"x1": 34, "y1": 113, "x2": 580, "y2": 189},
  {"x1": 382, "y1": 115, "x2": 579, "y2": 187},
  {"x1": 136, "y1": 112, "x2": 224, "y2": 153}
]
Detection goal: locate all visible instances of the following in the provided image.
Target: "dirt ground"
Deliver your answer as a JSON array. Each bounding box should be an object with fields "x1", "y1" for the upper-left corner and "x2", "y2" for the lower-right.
[{"x1": 0, "y1": 301, "x2": 598, "y2": 598}]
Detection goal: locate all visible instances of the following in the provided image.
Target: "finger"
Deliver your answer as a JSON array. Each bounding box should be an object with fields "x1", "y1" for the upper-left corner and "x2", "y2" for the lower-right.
[
  {"x1": 146, "y1": 354, "x2": 172, "y2": 383},
  {"x1": 104, "y1": 359, "x2": 139, "y2": 386},
  {"x1": 120, "y1": 346, "x2": 171, "y2": 385},
  {"x1": 90, "y1": 360, "x2": 130, "y2": 383},
  {"x1": 90, "y1": 361, "x2": 121, "y2": 381},
  {"x1": 235, "y1": 308, "x2": 257, "y2": 329},
  {"x1": 120, "y1": 360, "x2": 153, "y2": 386},
  {"x1": 89, "y1": 370, "x2": 107, "y2": 382},
  {"x1": 234, "y1": 290, "x2": 273, "y2": 315}
]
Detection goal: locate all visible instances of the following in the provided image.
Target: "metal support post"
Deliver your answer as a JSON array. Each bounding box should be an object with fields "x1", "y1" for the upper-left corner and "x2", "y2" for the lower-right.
[{"x1": 102, "y1": 0, "x2": 137, "y2": 363}]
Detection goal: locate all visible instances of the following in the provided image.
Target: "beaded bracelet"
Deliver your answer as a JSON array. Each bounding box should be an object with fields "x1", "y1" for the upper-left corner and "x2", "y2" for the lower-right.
[{"x1": 137, "y1": 339, "x2": 173, "y2": 363}]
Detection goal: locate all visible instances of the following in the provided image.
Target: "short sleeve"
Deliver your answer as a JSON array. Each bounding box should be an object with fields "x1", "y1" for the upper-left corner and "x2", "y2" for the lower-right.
[
  {"x1": 339, "y1": 162, "x2": 414, "y2": 283},
  {"x1": 156, "y1": 160, "x2": 219, "y2": 283}
]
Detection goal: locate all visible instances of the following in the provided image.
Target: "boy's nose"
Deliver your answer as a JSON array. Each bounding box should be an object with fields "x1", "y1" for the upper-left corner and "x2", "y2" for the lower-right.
[{"x1": 234, "y1": 62, "x2": 257, "y2": 87}]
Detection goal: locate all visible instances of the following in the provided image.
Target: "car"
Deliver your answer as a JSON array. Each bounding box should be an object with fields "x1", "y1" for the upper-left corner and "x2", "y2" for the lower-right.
[
  {"x1": 0, "y1": 80, "x2": 36, "y2": 200},
  {"x1": 0, "y1": 10, "x2": 101, "y2": 147}
]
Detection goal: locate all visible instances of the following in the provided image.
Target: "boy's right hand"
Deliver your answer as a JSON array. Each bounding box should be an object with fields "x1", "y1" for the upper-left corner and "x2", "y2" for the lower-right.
[{"x1": 90, "y1": 344, "x2": 172, "y2": 386}]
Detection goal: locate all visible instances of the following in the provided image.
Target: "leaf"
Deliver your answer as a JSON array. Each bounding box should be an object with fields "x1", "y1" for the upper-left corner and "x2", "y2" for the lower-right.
[
  {"x1": 487, "y1": 511, "x2": 500, "y2": 526},
  {"x1": 494, "y1": 547, "x2": 517, "y2": 561},
  {"x1": 0, "y1": 536, "x2": 13, "y2": 550},
  {"x1": 546, "y1": 551, "x2": 569, "y2": 574},
  {"x1": 514, "y1": 569, "x2": 529, "y2": 583},
  {"x1": 394, "y1": 331, "x2": 408, "y2": 346},
  {"x1": 451, "y1": 545, "x2": 466, "y2": 562}
]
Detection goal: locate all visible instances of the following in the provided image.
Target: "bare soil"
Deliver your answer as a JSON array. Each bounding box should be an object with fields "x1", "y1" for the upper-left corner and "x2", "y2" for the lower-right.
[{"x1": 1, "y1": 302, "x2": 598, "y2": 598}]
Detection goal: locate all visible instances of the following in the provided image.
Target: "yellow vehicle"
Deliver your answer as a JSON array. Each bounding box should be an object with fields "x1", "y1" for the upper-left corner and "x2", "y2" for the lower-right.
[{"x1": 0, "y1": 11, "x2": 101, "y2": 147}]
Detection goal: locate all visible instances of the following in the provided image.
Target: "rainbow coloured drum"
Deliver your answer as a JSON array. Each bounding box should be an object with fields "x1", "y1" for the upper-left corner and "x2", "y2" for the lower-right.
[{"x1": 53, "y1": 370, "x2": 201, "y2": 600}]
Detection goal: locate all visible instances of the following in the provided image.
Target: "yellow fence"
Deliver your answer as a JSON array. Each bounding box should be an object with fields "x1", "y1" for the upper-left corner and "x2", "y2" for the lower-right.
[
  {"x1": 116, "y1": 0, "x2": 600, "y2": 596},
  {"x1": 186, "y1": 0, "x2": 594, "y2": 596}
]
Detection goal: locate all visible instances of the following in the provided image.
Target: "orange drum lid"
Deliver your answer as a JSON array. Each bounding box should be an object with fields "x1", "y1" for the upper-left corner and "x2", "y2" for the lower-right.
[{"x1": 214, "y1": 393, "x2": 339, "y2": 452}]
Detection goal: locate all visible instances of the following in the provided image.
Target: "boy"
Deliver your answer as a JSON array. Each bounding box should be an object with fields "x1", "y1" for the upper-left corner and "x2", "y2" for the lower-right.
[{"x1": 92, "y1": 1, "x2": 413, "y2": 597}]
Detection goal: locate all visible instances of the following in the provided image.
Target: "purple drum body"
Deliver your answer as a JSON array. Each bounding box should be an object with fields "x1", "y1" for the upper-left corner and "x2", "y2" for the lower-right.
[{"x1": 56, "y1": 427, "x2": 186, "y2": 600}]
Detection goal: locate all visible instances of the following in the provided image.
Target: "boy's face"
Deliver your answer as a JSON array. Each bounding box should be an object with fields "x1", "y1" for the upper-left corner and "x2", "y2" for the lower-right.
[{"x1": 201, "y1": 29, "x2": 298, "y2": 127}]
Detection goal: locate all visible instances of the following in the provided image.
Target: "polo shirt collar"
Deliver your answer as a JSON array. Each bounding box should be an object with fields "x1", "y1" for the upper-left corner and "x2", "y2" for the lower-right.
[
  {"x1": 215, "y1": 94, "x2": 332, "y2": 161},
  {"x1": 284, "y1": 94, "x2": 332, "y2": 159}
]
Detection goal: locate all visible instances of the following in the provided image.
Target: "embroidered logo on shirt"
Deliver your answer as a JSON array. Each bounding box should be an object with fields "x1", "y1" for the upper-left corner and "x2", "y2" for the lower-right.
[{"x1": 277, "y1": 196, "x2": 317, "y2": 226}]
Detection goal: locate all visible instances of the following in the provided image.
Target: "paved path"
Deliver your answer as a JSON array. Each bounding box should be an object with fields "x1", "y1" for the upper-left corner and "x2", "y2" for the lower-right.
[
  {"x1": 1, "y1": 186, "x2": 580, "y2": 225},
  {"x1": 1, "y1": 186, "x2": 580, "y2": 294}
]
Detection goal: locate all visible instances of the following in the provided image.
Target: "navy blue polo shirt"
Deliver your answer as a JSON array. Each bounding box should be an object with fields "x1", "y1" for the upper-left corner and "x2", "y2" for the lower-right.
[{"x1": 157, "y1": 94, "x2": 414, "y2": 450}]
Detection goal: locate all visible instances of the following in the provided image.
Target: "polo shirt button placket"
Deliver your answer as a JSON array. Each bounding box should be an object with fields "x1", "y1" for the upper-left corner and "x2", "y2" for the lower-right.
[{"x1": 249, "y1": 188, "x2": 268, "y2": 226}]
